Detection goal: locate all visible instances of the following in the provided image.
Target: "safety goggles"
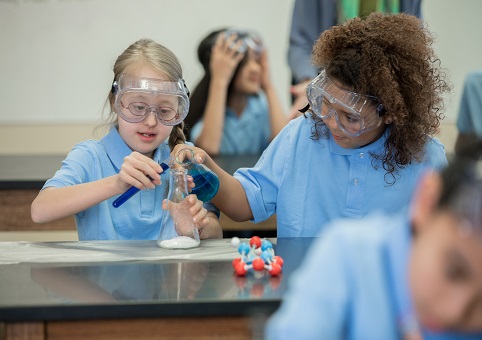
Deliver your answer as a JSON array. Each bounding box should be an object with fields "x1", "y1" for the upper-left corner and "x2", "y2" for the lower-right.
[
  {"x1": 112, "y1": 74, "x2": 189, "y2": 126},
  {"x1": 305, "y1": 69, "x2": 385, "y2": 137},
  {"x1": 223, "y1": 29, "x2": 263, "y2": 55}
]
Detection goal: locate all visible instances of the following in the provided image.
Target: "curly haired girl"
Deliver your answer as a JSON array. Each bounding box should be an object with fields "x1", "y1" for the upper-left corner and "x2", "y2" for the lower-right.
[
  {"x1": 309, "y1": 12, "x2": 451, "y2": 183},
  {"x1": 172, "y1": 13, "x2": 451, "y2": 238}
]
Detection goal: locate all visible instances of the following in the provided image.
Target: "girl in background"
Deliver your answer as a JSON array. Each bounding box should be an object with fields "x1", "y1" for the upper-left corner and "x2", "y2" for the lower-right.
[{"x1": 185, "y1": 28, "x2": 288, "y2": 156}]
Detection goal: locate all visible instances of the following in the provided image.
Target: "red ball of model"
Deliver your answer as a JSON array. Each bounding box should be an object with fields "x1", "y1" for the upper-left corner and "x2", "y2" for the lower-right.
[
  {"x1": 273, "y1": 255, "x2": 284, "y2": 267},
  {"x1": 235, "y1": 261, "x2": 248, "y2": 276},
  {"x1": 252, "y1": 257, "x2": 265, "y2": 271},
  {"x1": 250, "y1": 236, "x2": 262, "y2": 249},
  {"x1": 269, "y1": 262, "x2": 282, "y2": 276}
]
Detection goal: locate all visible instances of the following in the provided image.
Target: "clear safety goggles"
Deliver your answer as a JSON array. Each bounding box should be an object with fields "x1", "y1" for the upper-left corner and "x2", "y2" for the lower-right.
[
  {"x1": 223, "y1": 29, "x2": 263, "y2": 55},
  {"x1": 112, "y1": 74, "x2": 189, "y2": 126},
  {"x1": 305, "y1": 69, "x2": 386, "y2": 137}
]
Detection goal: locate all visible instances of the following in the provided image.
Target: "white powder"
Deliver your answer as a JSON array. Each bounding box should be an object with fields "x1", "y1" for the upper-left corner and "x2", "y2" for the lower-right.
[{"x1": 159, "y1": 236, "x2": 200, "y2": 249}]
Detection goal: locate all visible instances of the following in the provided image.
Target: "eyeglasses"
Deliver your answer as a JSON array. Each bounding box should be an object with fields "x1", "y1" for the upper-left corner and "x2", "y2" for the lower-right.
[
  {"x1": 119, "y1": 101, "x2": 180, "y2": 124},
  {"x1": 306, "y1": 69, "x2": 385, "y2": 137}
]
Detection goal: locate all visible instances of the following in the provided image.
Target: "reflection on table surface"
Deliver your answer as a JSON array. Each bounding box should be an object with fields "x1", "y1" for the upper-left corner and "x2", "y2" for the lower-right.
[{"x1": 0, "y1": 237, "x2": 316, "y2": 321}]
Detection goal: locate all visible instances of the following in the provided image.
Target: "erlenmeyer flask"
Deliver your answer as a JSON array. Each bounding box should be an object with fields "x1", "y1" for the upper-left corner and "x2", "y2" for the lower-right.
[
  {"x1": 176, "y1": 148, "x2": 220, "y2": 202},
  {"x1": 157, "y1": 168, "x2": 200, "y2": 249}
]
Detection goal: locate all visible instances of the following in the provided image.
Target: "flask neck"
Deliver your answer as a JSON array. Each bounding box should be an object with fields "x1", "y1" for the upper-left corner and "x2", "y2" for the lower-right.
[{"x1": 168, "y1": 168, "x2": 189, "y2": 201}]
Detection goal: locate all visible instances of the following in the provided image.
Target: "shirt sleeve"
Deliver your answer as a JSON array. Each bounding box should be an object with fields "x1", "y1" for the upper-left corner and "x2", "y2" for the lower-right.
[
  {"x1": 265, "y1": 228, "x2": 350, "y2": 339},
  {"x1": 43, "y1": 142, "x2": 97, "y2": 189},
  {"x1": 424, "y1": 137, "x2": 449, "y2": 171},
  {"x1": 287, "y1": 0, "x2": 336, "y2": 83},
  {"x1": 456, "y1": 71, "x2": 482, "y2": 138},
  {"x1": 233, "y1": 121, "x2": 294, "y2": 223},
  {"x1": 400, "y1": 0, "x2": 423, "y2": 17}
]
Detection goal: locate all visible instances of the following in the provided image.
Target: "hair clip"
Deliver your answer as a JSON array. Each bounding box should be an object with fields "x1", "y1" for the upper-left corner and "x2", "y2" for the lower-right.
[
  {"x1": 111, "y1": 81, "x2": 119, "y2": 94},
  {"x1": 376, "y1": 103, "x2": 386, "y2": 117},
  {"x1": 181, "y1": 79, "x2": 190, "y2": 97},
  {"x1": 299, "y1": 104, "x2": 310, "y2": 113}
]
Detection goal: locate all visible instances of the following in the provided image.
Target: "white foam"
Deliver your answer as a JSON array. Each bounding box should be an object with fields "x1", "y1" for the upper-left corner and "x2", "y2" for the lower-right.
[{"x1": 159, "y1": 236, "x2": 200, "y2": 249}]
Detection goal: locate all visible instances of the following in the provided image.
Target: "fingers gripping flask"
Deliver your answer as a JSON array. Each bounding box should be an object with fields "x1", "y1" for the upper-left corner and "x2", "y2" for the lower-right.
[
  {"x1": 158, "y1": 168, "x2": 200, "y2": 249},
  {"x1": 176, "y1": 148, "x2": 220, "y2": 202}
]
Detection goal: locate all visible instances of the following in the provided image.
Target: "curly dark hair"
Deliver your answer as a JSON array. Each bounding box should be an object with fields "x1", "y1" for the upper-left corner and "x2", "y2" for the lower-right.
[{"x1": 310, "y1": 12, "x2": 451, "y2": 183}]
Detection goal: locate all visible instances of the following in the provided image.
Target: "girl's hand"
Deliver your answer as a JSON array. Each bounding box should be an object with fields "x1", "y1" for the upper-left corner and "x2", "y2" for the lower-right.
[
  {"x1": 171, "y1": 145, "x2": 209, "y2": 168},
  {"x1": 161, "y1": 194, "x2": 210, "y2": 235},
  {"x1": 210, "y1": 32, "x2": 245, "y2": 86},
  {"x1": 187, "y1": 194, "x2": 210, "y2": 230},
  {"x1": 116, "y1": 151, "x2": 163, "y2": 192},
  {"x1": 289, "y1": 80, "x2": 311, "y2": 120}
]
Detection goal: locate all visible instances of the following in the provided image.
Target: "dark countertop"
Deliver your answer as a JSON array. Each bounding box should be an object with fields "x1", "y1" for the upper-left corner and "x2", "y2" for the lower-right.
[
  {"x1": 0, "y1": 237, "x2": 315, "y2": 322},
  {"x1": 0, "y1": 154, "x2": 262, "y2": 189}
]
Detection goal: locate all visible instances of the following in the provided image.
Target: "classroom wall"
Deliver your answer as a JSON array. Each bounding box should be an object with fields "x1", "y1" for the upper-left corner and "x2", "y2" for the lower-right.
[{"x1": 0, "y1": 0, "x2": 481, "y2": 155}]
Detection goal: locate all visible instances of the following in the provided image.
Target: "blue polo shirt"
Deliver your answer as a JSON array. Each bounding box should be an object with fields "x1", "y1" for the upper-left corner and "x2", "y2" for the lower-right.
[
  {"x1": 190, "y1": 93, "x2": 271, "y2": 155},
  {"x1": 265, "y1": 211, "x2": 482, "y2": 339},
  {"x1": 456, "y1": 70, "x2": 482, "y2": 138},
  {"x1": 234, "y1": 116, "x2": 448, "y2": 237},
  {"x1": 43, "y1": 127, "x2": 217, "y2": 240}
]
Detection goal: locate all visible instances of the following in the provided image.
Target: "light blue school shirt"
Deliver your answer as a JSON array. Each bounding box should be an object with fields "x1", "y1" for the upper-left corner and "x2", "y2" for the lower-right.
[
  {"x1": 43, "y1": 127, "x2": 217, "y2": 241},
  {"x1": 456, "y1": 70, "x2": 482, "y2": 138},
  {"x1": 190, "y1": 93, "x2": 271, "y2": 155},
  {"x1": 265, "y1": 211, "x2": 482, "y2": 340},
  {"x1": 234, "y1": 116, "x2": 448, "y2": 237}
]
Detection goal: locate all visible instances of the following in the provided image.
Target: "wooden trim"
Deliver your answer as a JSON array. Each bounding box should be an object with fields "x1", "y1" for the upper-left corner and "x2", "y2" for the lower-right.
[
  {"x1": 0, "y1": 190, "x2": 75, "y2": 231},
  {"x1": 2, "y1": 317, "x2": 256, "y2": 340},
  {"x1": 4, "y1": 322, "x2": 45, "y2": 340}
]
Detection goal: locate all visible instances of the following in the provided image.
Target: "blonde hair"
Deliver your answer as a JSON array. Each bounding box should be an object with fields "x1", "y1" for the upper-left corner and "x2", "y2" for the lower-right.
[{"x1": 98, "y1": 38, "x2": 186, "y2": 150}]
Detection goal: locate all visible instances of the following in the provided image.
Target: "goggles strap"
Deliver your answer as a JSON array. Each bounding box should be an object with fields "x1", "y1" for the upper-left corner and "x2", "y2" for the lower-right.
[{"x1": 376, "y1": 103, "x2": 386, "y2": 117}]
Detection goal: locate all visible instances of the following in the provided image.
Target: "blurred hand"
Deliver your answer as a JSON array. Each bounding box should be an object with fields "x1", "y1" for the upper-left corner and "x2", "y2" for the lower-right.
[
  {"x1": 210, "y1": 32, "x2": 245, "y2": 86},
  {"x1": 289, "y1": 80, "x2": 311, "y2": 120}
]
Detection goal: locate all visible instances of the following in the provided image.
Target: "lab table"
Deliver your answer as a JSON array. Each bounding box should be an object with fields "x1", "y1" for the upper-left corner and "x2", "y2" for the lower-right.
[{"x1": 0, "y1": 237, "x2": 315, "y2": 339}]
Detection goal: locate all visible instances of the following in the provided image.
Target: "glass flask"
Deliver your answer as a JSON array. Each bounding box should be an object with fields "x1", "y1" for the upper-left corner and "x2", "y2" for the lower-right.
[
  {"x1": 157, "y1": 168, "x2": 200, "y2": 249},
  {"x1": 113, "y1": 148, "x2": 219, "y2": 208},
  {"x1": 175, "y1": 148, "x2": 220, "y2": 202}
]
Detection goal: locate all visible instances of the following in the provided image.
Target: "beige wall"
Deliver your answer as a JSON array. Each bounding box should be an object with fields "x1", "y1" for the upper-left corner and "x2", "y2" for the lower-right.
[
  {"x1": 1, "y1": 0, "x2": 477, "y2": 157},
  {"x1": 0, "y1": 124, "x2": 97, "y2": 155}
]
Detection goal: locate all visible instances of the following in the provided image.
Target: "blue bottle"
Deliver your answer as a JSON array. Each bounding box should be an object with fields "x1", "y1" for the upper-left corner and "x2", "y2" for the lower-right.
[{"x1": 174, "y1": 148, "x2": 220, "y2": 202}]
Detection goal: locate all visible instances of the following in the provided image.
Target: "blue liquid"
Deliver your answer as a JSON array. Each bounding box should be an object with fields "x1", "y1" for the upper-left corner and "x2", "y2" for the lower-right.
[{"x1": 189, "y1": 169, "x2": 220, "y2": 202}]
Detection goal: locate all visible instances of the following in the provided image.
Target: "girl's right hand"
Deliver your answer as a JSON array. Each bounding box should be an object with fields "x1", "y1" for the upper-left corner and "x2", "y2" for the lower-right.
[
  {"x1": 210, "y1": 32, "x2": 245, "y2": 86},
  {"x1": 116, "y1": 151, "x2": 164, "y2": 192}
]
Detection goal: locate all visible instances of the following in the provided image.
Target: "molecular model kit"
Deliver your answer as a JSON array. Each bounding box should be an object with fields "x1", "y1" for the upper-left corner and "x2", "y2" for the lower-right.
[{"x1": 231, "y1": 236, "x2": 284, "y2": 277}]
